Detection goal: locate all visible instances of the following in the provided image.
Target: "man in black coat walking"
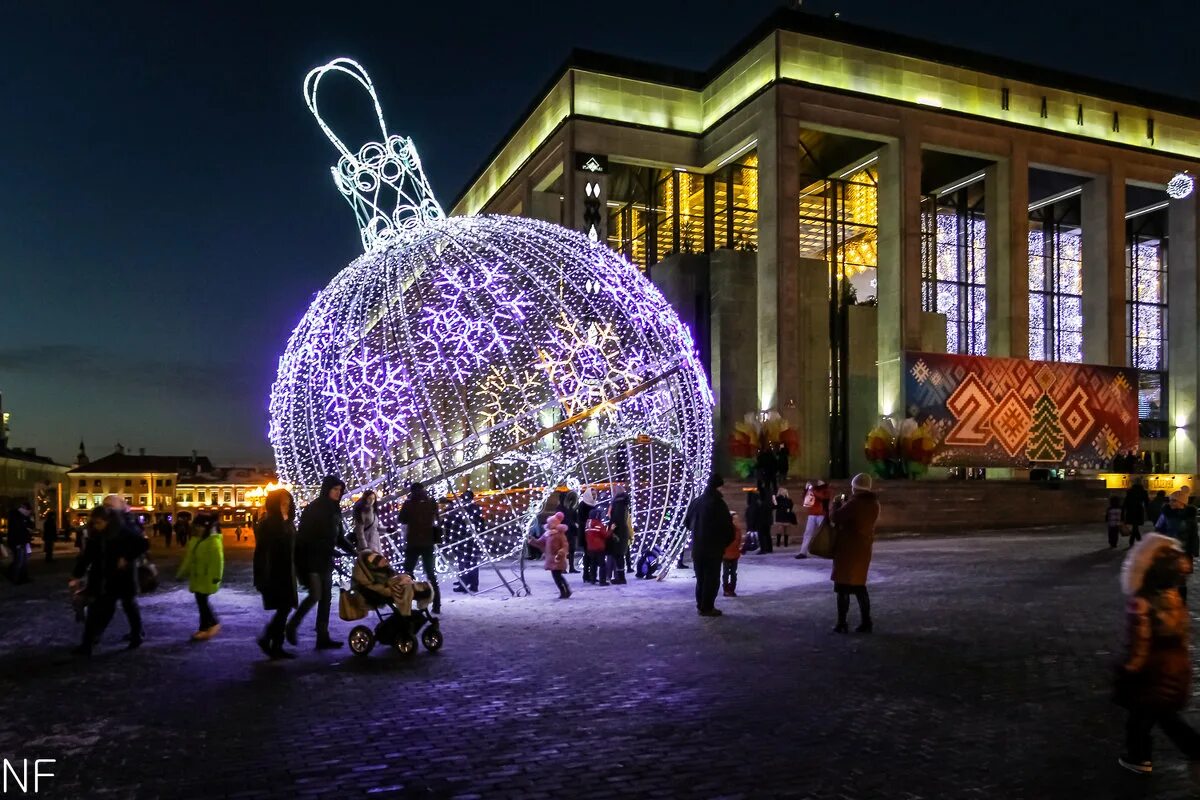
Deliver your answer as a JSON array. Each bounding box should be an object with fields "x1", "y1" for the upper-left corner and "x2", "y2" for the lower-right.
[
  {"x1": 1124, "y1": 478, "x2": 1150, "y2": 547},
  {"x1": 684, "y1": 474, "x2": 735, "y2": 617},
  {"x1": 287, "y1": 475, "x2": 352, "y2": 649},
  {"x1": 6, "y1": 501, "x2": 34, "y2": 583}
]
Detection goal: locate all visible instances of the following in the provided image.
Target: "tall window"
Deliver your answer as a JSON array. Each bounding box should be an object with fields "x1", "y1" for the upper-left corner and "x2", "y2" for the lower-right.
[
  {"x1": 1029, "y1": 200, "x2": 1084, "y2": 363},
  {"x1": 921, "y1": 188, "x2": 987, "y2": 355},
  {"x1": 1127, "y1": 211, "x2": 1168, "y2": 436},
  {"x1": 711, "y1": 152, "x2": 758, "y2": 252},
  {"x1": 797, "y1": 159, "x2": 879, "y2": 477}
]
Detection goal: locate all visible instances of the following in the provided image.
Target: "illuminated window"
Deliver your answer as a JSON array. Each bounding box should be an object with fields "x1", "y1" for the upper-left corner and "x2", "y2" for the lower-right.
[
  {"x1": 606, "y1": 164, "x2": 653, "y2": 271},
  {"x1": 712, "y1": 152, "x2": 758, "y2": 252},
  {"x1": 1029, "y1": 200, "x2": 1083, "y2": 363},
  {"x1": 223, "y1": 491, "x2": 232, "y2": 503},
  {"x1": 1127, "y1": 211, "x2": 1168, "y2": 436},
  {"x1": 198, "y1": 490, "x2": 206, "y2": 502},
  {"x1": 921, "y1": 188, "x2": 987, "y2": 355},
  {"x1": 798, "y1": 164, "x2": 879, "y2": 303}
]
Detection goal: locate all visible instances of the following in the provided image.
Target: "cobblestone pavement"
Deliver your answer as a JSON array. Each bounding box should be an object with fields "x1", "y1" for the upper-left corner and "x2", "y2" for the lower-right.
[{"x1": 1, "y1": 528, "x2": 1198, "y2": 799}]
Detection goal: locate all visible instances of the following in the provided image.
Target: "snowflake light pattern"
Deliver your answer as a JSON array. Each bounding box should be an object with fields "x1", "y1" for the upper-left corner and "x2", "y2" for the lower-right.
[{"x1": 270, "y1": 59, "x2": 714, "y2": 586}]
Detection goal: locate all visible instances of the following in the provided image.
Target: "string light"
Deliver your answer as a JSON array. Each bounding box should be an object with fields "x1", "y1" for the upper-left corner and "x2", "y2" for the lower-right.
[{"x1": 270, "y1": 59, "x2": 714, "y2": 583}]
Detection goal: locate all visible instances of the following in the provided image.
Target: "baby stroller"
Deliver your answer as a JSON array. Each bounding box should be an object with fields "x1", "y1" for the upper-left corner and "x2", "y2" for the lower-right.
[{"x1": 346, "y1": 551, "x2": 443, "y2": 657}]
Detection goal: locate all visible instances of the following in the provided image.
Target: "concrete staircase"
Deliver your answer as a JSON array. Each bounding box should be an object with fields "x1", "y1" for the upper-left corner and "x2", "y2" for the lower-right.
[{"x1": 730, "y1": 478, "x2": 1110, "y2": 534}]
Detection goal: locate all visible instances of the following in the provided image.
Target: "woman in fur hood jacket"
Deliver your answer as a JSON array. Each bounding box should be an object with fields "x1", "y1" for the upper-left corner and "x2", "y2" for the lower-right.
[{"x1": 1114, "y1": 533, "x2": 1200, "y2": 781}]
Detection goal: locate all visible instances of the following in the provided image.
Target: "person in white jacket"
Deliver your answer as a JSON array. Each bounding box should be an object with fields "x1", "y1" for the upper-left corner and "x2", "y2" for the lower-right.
[{"x1": 352, "y1": 490, "x2": 381, "y2": 553}]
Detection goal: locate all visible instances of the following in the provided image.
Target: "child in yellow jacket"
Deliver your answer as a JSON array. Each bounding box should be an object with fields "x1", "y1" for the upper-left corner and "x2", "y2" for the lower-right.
[{"x1": 178, "y1": 514, "x2": 225, "y2": 640}]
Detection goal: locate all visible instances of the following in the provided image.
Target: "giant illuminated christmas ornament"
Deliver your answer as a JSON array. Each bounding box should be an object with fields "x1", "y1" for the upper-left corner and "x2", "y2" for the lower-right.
[{"x1": 269, "y1": 59, "x2": 713, "y2": 585}]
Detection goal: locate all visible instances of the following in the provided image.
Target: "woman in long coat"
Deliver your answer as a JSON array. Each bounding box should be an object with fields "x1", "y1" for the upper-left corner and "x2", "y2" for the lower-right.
[
  {"x1": 254, "y1": 488, "x2": 299, "y2": 659},
  {"x1": 829, "y1": 473, "x2": 880, "y2": 633}
]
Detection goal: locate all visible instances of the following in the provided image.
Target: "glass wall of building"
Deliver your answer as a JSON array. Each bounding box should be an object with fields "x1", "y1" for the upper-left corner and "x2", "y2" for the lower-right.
[
  {"x1": 1126, "y1": 205, "x2": 1169, "y2": 437},
  {"x1": 710, "y1": 152, "x2": 758, "y2": 252},
  {"x1": 794, "y1": 145, "x2": 880, "y2": 477},
  {"x1": 604, "y1": 154, "x2": 758, "y2": 272},
  {"x1": 921, "y1": 183, "x2": 987, "y2": 355},
  {"x1": 1028, "y1": 193, "x2": 1084, "y2": 363},
  {"x1": 797, "y1": 160, "x2": 879, "y2": 303},
  {"x1": 606, "y1": 164, "x2": 654, "y2": 271}
]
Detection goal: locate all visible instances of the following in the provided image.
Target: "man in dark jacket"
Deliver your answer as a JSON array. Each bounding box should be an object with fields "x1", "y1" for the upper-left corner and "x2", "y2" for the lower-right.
[
  {"x1": 685, "y1": 474, "x2": 735, "y2": 617},
  {"x1": 70, "y1": 506, "x2": 149, "y2": 654},
  {"x1": 608, "y1": 486, "x2": 632, "y2": 584},
  {"x1": 286, "y1": 475, "x2": 352, "y2": 649},
  {"x1": 399, "y1": 482, "x2": 442, "y2": 613},
  {"x1": 1124, "y1": 479, "x2": 1151, "y2": 547},
  {"x1": 6, "y1": 501, "x2": 34, "y2": 584}
]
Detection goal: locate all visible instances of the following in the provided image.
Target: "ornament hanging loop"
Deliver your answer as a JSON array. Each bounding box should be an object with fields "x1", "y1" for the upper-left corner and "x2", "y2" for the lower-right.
[
  {"x1": 303, "y1": 57, "x2": 445, "y2": 253},
  {"x1": 303, "y1": 58, "x2": 390, "y2": 162}
]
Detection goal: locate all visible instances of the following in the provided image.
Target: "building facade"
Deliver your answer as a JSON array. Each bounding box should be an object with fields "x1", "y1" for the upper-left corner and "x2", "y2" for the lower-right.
[
  {"x1": 452, "y1": 10, "x2": 1200, "y2": 478},
  {"x1": 68, "y1": 452, "x2": 275, "y2": 525},
  {"x1": 68, "y1": 450, "x2": 214, "y2": 516}
]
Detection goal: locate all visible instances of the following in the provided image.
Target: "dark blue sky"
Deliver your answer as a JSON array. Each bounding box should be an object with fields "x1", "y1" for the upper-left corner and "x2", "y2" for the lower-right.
[{"x1": 2, "y1": 0, "x2": 1197, "y2": 466}]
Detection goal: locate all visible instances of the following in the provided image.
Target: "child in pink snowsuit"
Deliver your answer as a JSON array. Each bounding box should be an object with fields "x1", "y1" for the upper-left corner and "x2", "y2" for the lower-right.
[{"x1": 528, "y1": 511, "x2": 572, "y2": 599}]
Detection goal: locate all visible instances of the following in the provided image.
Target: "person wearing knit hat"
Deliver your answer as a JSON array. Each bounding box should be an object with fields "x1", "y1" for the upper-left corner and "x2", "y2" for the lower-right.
[
  {"x1": 1155, "y1": 491, "x2": 1198, "y2": 603},
  {"x1": 1114, "y1": 534, "x2": 1200, "y2": 779},
  {"x1": 828, "y1": 473, "x2": 880, "y2": 633}
]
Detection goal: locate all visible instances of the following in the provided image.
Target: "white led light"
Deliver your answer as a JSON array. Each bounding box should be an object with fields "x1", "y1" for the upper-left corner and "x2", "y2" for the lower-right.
[
  {"x1": 1167, "y1": 172, "x2": 1195, "y2": 200},
  {"x1": 271, "y1": 59, "x2": 714, "y2": 583}
]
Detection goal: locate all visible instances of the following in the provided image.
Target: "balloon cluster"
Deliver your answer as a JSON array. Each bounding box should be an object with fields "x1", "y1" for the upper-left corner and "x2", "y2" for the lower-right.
[
  {"x1": 864, "y1": 418, "x2": 937, "y2": 479},
  {"x1": 728, "y1": 411, "x2": 800, "y2": 479}
]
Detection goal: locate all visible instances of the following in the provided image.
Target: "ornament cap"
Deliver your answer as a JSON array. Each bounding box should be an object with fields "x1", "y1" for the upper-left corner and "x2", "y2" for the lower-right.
[{"x1": 303, "y1": 58, "x2": 445, "y2": 252}]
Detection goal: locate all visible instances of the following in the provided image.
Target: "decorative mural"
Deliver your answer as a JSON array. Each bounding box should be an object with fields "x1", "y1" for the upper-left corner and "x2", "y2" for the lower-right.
[{"x1": 904, "y1": 351, "x2": 1139, "y2": 468}]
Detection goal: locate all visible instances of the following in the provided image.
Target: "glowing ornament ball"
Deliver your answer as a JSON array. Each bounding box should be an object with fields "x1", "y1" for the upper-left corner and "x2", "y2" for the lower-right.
[{"x1": 269, "y1": 59, "x2": 714, "y2": 582}]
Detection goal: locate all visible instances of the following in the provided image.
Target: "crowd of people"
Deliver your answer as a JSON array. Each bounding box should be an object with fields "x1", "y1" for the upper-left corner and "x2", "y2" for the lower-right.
[{"x1": 3, "y1": 467, "x2": 885, "y2": 656}]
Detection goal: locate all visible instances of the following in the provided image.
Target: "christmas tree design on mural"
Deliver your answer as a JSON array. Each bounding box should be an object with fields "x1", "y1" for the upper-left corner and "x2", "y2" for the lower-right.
[{"x1": 1026, "y1": 391, "x2": 1066, "y2": 463}]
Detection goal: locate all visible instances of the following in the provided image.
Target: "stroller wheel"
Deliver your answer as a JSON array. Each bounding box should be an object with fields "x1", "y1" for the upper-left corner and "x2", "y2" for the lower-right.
[
  {"x1": 395, "y1": 635, "x2": 417, "y2": 657},
  {"x1": 348, "y1": 625, "x2": 375, "y2": 656},
  {"x1": 421, "y1": 627, "x2": 444, "y2": 652}
]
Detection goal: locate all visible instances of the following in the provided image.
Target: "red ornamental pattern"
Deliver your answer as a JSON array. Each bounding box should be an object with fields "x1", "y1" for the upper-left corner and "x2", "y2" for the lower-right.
[{"x1": 904, "y1": 351, "x2": 1139, "y2": 468}]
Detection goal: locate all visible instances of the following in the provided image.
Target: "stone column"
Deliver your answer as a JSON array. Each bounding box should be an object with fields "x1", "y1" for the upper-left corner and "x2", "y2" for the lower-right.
[
  {"x1": 876, "y1": 134, "x2": 924, "y2": 421},
  {"x1": 1169, "y1": 191, "x2": 1199, "y2": 473},
  {"x1": 985, "y1": 145, "x2": 1029, "y2": 358},
  {"x1": 1081, "y1": 167, "x2": 1127, "y2": 365}
]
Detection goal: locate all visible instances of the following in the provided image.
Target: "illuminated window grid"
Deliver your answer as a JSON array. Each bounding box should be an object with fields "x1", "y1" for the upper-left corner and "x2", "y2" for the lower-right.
[
  {"x1": 798, "y1": 167, "x2": 879, "y2": 280},
  {"x1": 606, "y1": 202, "x2": 650, "y2": 272},
  {"x1": 920, "y1": 195, "x2": 987, "y2": 355},
  {"x1": 712, "y1": 152, "x2": 758, "y2": 251},
  {"x1": 1126, "y1": 223, "x2": 1168, "y2": 424},
  {"x1": 1028, "y1": 216, "x2": 1084, "y2": 363}
]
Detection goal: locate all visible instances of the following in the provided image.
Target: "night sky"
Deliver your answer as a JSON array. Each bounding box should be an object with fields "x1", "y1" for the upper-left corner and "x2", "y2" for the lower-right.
[{"x1": 2, "y1": 0, "x2": 1197, "y2": 467}]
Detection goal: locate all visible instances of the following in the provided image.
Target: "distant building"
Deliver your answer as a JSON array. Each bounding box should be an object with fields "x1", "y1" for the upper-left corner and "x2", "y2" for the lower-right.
[
  {"x1": 68, "y1": 448, "x2": 214, "y2": 516},
  {"x1": 0, "y1": 393, "x2": 70, "y2": 529},
  {"x1": 68, "y1": 449, "x2": 276, "y2": 526},
  {"x1": 176, "y1": 466, "x2": 279, "y2": 526}
]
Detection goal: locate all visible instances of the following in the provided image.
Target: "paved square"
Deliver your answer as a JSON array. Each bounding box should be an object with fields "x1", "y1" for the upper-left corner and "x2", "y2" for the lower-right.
[{"x1": 1, "y1": 528, "x2": 1197, "y2": 799}]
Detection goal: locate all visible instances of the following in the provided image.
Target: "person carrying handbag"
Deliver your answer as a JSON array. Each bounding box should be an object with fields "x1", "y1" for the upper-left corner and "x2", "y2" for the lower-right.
[
  {"x1": 828, "y1": 474, "x2": 879, "y2": 634},
  {"x1": 796, "y1": 480, "x2": 831, "y2": 560}
]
